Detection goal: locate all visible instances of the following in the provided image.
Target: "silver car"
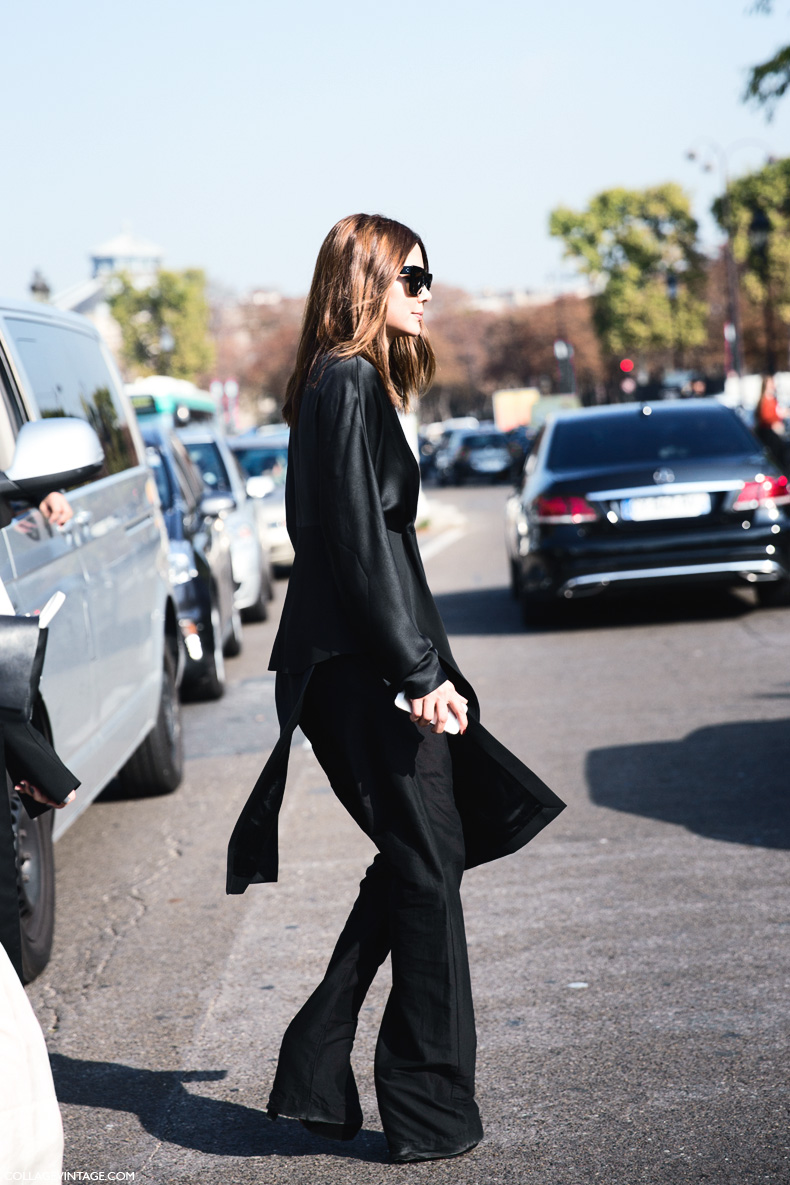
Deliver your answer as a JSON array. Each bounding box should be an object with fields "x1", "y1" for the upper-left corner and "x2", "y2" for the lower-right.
[
  {"x1": 0, "y1": 299, "x2": 183, "y2": 980},
  {"x1": 178, "y1": 426, "x2": 273, "y2": 620},
  {"x1": 228, "y1": 430, "x2": 294, "y2": 570}
]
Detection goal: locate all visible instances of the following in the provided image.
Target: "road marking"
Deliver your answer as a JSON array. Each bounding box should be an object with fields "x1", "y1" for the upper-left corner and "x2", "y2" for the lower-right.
[{"x1": 420, "y1": 525, "x2": 466, "y2": 563}]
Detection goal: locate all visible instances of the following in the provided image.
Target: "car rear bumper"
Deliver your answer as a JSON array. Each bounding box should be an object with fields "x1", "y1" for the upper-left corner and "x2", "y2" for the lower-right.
[
  {"x1": 558, "y1": 557, "x2": 786, "y2": 597},
  {"x1": 519, "y1": 526, "x2": 790, "y2": 599}
]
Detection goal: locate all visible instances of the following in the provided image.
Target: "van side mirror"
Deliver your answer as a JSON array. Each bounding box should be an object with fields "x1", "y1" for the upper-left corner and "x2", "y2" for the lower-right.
[{"x1": 6, "y1": 418, "x2": 104, "y2": 497}]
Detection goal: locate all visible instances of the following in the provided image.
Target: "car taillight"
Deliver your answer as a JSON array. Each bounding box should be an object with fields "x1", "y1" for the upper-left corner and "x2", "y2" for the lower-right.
[
  {"x1": 733, "y1": 474, "x2": 790, "y2": 510},
  {"x1": 535, "y1": 495, "x2": 599, "y2": 524}
]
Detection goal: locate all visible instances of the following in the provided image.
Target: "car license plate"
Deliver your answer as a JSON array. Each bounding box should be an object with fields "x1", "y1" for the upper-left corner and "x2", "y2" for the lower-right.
[
  {"x1": 472, "y1": 452, "x2": 507, "y2": 471},
  {"x1": 620, "y1": 493, "x2": 712, "y2": 521}
]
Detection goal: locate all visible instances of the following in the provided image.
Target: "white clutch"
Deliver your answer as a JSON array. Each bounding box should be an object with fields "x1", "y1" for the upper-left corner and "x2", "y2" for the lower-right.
[{"x1": 394, "y1": 690, "x2": 461, "y2": 734}]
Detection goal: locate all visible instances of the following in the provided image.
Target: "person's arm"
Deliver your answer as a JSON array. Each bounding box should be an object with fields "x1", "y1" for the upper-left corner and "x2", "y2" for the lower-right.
[{"x1": 316, "y1": 359, "x2": 446, "y2": 700}]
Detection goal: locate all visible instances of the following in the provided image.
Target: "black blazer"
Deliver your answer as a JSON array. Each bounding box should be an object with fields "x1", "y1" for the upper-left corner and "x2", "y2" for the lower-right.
[
  {"x1": 227, "y1": 357, "x2": 564, "y2": 893},
  {"x1": 270, "y1": 355, "x2": 448, "y2": 700}
]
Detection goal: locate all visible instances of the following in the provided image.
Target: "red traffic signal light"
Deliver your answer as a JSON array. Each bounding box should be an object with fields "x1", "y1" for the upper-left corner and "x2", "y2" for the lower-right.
[{"x1": 620, "y1": 359, "x2": 634, "y2": 373}]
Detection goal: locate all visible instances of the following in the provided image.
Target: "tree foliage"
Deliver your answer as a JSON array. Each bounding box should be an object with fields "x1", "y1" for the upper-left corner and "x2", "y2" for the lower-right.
[
  {"x1": 108, "y1": 268, "x2": 215, "y2": 380},
  {"x1": 549, "y1": 184, "x2": 708, "y2": 360},
  {"x1": 744, "y1": 1, "x2": 790, "y2": 117},
  {"x1": 713, "y1": 156, "x2": 790, "y2": 325}
]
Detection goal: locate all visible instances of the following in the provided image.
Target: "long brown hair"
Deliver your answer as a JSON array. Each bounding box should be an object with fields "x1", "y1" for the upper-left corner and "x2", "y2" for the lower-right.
[{"x1": 282, "y1": 214, "x2": 436, "y2": 426}]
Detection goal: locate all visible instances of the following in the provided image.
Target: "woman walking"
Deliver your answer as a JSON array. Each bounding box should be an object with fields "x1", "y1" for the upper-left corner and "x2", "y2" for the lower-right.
[{"x1": 227, "y1": 214, "x2": 564, "y2": 1164}]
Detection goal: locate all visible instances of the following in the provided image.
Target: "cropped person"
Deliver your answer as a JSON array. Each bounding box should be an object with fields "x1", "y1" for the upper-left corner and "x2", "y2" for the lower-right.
[
  {"x1": 755, "y1": 375, "x2": 788, "y2": 469},
  {"x1": 227, "y1": 214, "x2": 563, "y2": 1164},
  {"x1": 0, "y1": 485, "x2": 76, "y2": 1177}
]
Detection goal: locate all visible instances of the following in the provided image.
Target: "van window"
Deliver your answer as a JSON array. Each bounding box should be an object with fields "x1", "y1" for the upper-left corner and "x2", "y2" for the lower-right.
[{"x1": 5, "y1": 318, "x2": 137, "y2": 474}]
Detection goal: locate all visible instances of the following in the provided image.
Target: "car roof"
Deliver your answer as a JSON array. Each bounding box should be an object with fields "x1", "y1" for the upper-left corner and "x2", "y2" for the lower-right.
[
  {"x1": 0, "y1": 297, "x2": 103, "y2": 337},
  {"x1": 547, "y1": 399, "x2": 731, "y2": 427},
  {"x1": 229, "y1": 431, "x2": 289, "y2": 448},
  {"x1": 140, "y1": 422, "x2": 170, "y2": 448},
  {"x1": 177, "y1": 426, "x2": 227, "y2": 444}
]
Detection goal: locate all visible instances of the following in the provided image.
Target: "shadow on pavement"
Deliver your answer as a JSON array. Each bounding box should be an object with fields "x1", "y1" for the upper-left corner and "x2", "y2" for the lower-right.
[
  {"x1": 586, "y1": 718, "x2": 790, "y2": 848},
  {"x1": 50, "y1": 1054, "x2": 389, "y2": 1162},
  {"x1": 433, "y1": 584, "x2": 756, "y2": 635},
  {"x1": 433, "y1": 586, "x2": 521, "y2": 635}
]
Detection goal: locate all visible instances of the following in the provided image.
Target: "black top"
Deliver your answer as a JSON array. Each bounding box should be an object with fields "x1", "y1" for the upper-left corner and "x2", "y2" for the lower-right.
[{"x1": 269, "y1": 355, "x2": 448, "y2": 699}]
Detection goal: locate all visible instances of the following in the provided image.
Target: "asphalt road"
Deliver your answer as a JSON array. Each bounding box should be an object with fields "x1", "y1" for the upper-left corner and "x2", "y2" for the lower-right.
[{"x1": 29, "y1": 483, "x2": 790, "y2": 1185}]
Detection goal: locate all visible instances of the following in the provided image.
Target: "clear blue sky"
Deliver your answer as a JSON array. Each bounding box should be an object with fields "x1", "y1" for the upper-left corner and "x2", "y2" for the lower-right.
[{"x1": 2, "y1": 0, "x2": 789, "y2": 299}]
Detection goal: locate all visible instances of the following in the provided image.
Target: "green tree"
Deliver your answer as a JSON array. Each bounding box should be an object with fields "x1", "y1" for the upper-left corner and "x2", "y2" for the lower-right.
[
  {"x1": 712, "y1": 156, "x2": 790, "y2": 370},
  {"x1": 549, "y1": 184, "x2": 708, "y2": 364},
  {"x1": 108, "y1": 268, "x2": 215, "y2": 380},
  {"x1": 744, "y1": 1, "x2": 790, "y2": 117}
]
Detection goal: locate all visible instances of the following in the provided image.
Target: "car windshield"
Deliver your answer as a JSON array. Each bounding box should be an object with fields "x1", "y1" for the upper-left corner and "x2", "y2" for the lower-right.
[
  {"x1": 232, "y1": 443, "x2": 288, "y2": 487},
  {"x1": 184, "y1": 441, "x2": 231, "y2": 491},
  {"x1": 463, "y1": 433, "x2": 508, "y2": 450},
  {"x1": 146, "y1": 447, "x2": 173, "y2": 511},
  {"x1": 548, "y1": 409, "x2": 756, "y2": 471}
]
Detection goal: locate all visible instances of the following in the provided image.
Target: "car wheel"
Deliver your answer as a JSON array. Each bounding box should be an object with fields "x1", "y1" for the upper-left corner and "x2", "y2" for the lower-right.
[
  {"x1": 509, "y1": 558, "x2": 521, "y2": 600},
  {"x1": 756, "y1": 578, "x2": 790, "y2": 608},
  {"x1": 223, "y1": 606, "x2": 243, "y2": 658},
  {"x1": 241, "y1": 572, "x2": 269, "y2": 623},
  {"x1": 196, "y1": 605, "x2": 226, "y2": 701},
  {"x1": 7, "y1": 778, "x2": 55, "y2": 984},
  {"x1": 118, "y1": 649, "x2": 183, "y2": 795}
]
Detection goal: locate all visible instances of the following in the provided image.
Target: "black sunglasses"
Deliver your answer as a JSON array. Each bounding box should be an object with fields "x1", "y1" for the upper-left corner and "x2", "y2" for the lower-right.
[{"x1": 398, "y1": 266, "x2": 433, "y2": 296}]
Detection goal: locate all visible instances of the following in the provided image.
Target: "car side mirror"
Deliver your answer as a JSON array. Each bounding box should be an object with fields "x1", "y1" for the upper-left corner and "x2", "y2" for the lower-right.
[
  {"x1": 5, "y1": 418, "x2": 104, "y2": 497},
  {"x1": 246, "y1": 475, "x2": 275, "y2": 499},
  {"x1": 200, "y1": 491, "x2": 236, "y2": 517}
]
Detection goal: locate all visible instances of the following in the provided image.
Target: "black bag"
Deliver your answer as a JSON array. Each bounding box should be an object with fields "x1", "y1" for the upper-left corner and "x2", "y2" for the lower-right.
[
  {"x1": 0, "y1": 615, "x2": 48, "y2": 723},
  {"x1": 0, "y1": 613, "x2": 81, "y2": 979},
  {"x1": 0, "y1": 614, "x2": 80, "y2": 810}
]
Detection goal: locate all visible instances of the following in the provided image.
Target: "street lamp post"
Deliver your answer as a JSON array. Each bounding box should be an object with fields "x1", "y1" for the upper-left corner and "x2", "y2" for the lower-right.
[
  {"x1": 666, "y1": 272, "x2": 680, "y2": 370},
  {"x1": 686, "y1": 138, "x2": 775, "y2": 379},
  {"x1": 747, "y1": 207, "x2": 776, "y2": 374}
]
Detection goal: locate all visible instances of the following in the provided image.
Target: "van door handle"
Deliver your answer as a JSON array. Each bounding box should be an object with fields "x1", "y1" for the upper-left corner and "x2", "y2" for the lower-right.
[{"x1": 74, "y1": 510, "x2": 93, "y2": 527}]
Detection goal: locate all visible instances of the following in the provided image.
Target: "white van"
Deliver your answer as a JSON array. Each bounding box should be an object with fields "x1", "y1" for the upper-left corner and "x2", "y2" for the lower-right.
[{"x1": 0, "y1": 299, "x2": 183, "y2": 980}]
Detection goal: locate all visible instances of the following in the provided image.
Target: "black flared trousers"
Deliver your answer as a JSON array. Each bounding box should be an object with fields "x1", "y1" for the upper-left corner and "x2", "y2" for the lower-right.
[{"x1": 267, "y1": 654, "x2": 483, "y2": 1159}]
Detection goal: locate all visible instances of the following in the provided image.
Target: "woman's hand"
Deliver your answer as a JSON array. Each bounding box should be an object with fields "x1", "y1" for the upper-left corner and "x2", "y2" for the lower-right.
[
  {"x1": 409, "y1": 680, "x2": 468, "y2": 735},
  {"x1": 38, "y1": 491, "x2": 73, "y2": 527},
  {"x1": 14, "y1": 779, "x2": 76, "y2": 810}
]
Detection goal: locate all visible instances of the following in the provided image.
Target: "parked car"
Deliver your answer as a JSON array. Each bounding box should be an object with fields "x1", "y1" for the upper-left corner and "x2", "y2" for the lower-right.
[
  {"x1": 505, "y1": 400, "x2": 790, "y2": 623},
  {"x1": 0, "y1": 299, "x2": 184, "y2": 980},
  {"x1": 436, "y1": 427, "x2": 512, "y2": 484},
  {"x1": 505, "y1": 424, "x2": 537, "y2": 478},
  {"x1": 228, "y1": 430, "x2": 294, "y2": 570},
  {"x1": 178, "y1": 427, "x2": 273, "y2": 620},
  {"x1": 142, "y1": 424, "x2": 241, "y2": 699}
]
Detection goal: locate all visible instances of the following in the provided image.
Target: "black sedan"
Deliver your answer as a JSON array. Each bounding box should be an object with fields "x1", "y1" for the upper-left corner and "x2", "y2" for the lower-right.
[
  {"x1": 143, "y1": 425, "x2": 242, "y2": 698},
  {"x1": 436, "y1": 428, "x2": 513, "y2": 484},
  {"x1": 504, "y1": 400, "x2": 790, "y2": 623}
]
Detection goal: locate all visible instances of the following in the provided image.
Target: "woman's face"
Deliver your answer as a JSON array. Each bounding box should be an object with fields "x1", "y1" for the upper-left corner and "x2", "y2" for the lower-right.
[{"x1": 385, "y1": 242, "x2": 432, "y2": 343}]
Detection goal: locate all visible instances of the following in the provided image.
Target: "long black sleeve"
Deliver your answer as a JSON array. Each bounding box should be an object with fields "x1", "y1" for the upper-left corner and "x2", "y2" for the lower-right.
[{"x1": 315, "y1": 358, "x2": 444, "y2": 698}]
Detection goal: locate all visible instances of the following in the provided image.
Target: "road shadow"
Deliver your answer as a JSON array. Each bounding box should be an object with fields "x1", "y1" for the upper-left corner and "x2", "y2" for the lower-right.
[
  {"x1": 433, "y1": 584, "x2": 756, "y2": 636},
  {"x1": 586, "y1": 717, "x2": 790, "y2": 848},
  {"x1": 434, "y1": 586, "x2": 522, "y2": 636},
  {"x1": 50, "y1": 1054, "x2": 389, "y2": 1161}
]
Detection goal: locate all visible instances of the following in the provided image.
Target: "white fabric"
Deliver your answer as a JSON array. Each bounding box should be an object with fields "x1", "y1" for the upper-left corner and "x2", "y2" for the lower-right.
[{"x1": 0, "y1": 943, "x2": 63, "y2": 1176}]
